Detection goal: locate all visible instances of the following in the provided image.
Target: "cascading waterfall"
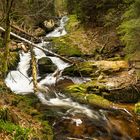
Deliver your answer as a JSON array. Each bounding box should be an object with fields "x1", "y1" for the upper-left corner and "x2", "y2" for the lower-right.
[
  {"x1": 5, "y1": 16, "x2": 134, "y2": 140},
  {"x1": 5, "y1": 16, "x2": 97, "y2": 118}
]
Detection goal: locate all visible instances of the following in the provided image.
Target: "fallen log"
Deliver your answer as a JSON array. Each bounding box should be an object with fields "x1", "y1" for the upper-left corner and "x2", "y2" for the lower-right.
[
  {"x1": 11, "y1": 24, "x2": 41, "y2": 43},
  {"x1": 0, "y1": 26, "x2": 73, "y2": 63}
]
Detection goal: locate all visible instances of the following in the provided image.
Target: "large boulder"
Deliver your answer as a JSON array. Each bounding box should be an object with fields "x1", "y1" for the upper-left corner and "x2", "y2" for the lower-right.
[
  {"x1": 38, "y1": 57, "x2": 57, "y2": 75},
  {"x1": 63, "y1": 69, "x2": 140, "y2": 103},
  {"x1": 62, "y1": 60, "x2": 128, "y2": 77},
  {"x1": 62, "y1": 62, "x2": 98, "y2": 77},
  {"x1": 62, "y1": 60, "x2": 140, "y2": 103}
]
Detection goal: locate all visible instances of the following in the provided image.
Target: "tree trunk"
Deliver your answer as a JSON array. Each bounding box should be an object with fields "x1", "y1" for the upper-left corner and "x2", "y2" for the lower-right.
[
  {"x1": 30, "y1": 46, "x2": 38, "y2": 93},
  {"x1": 3, "y1": 0, "x2": 12, "y2": 77}
]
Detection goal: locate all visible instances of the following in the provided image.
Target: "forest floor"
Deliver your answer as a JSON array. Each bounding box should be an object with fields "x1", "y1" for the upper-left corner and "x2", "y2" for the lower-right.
[{"x1": 52, "y1": 15, "x2": 125, "y2": 60}]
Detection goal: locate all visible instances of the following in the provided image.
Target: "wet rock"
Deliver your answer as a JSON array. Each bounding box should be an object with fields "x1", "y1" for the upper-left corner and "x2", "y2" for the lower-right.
[
  {"x1": 63, "y1": 66, "x2": 140, "y2": 103},
  {"x1": 38, "y1": 57, "x2": 57, "y2": 75},
  {"x1": 56, "y1": 77, "x2": 74, "y2": 90}
]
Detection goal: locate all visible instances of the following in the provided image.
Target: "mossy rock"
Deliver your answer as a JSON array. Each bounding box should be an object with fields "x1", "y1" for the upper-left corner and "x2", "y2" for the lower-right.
[
  {"x1": 38, "y1": 57, "x2": 57, "y2": 75},
  {"x1": 62, "y1": 61, "x2": 98, "y2": 77},
  {"x1": 134, "y1": 102, "x2": 140, "y2": 114},
  {"x1": 52, "y1": 36, "x2": 82, "y2": 57},
  {"x1": 64, "y1": 77, "x2": 140, "y2": 104},
  {"x1": 64, "y1": 84, "x2": 113, "y2": 109}
]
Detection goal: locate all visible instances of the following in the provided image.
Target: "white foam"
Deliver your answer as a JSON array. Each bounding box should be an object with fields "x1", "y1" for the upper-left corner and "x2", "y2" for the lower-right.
[
  {"x1": 5, "y1": 51, "x2": 33, "y2": 94},
  {"x1": 5, "y1": 71, "x2": 33, "y2": 93},
  {"x1": 72, "y1": 119, "x2": 82, "y2": 126},
  {"x1": 46, "y1": 16, "x2": 69, "y2": 38},
  {"x1": 37, "y1": 92, "x2": 99, "y2": 119},
  {"x1": 49, "y1": 56, "x2": 70, "y2": 70},
  {"x1": 68, "y1": 77, "x2": 91, "y2": 84}
]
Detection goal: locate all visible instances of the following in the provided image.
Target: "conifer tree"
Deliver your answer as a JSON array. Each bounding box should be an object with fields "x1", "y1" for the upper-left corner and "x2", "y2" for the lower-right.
[{"x1": 118, "y1": 0, "x2": 140, "y2": 54}]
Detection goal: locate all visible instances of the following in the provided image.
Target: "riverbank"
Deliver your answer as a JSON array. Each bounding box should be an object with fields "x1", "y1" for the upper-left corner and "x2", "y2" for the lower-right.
[{"x1": 0, "y1": 44, "x2": 54, "y2": 139}]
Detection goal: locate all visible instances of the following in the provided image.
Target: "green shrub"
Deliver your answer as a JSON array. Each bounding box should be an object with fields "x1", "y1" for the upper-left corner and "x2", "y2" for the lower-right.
[
  {"x1": 118, "y1": 0, "x2": 140, "y2": 54},
  {"x1": 0, "y1": 120, "x2": 30, "y2": 140}
]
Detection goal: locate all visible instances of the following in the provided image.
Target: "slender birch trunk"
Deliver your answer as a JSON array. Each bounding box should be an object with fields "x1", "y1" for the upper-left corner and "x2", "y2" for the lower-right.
[
  {"x1": 3, "y1": 0, "x2": 14, "y2": 77},
  {"x1": 30, "y1": 46, "x2": 38, "y2": 93}
]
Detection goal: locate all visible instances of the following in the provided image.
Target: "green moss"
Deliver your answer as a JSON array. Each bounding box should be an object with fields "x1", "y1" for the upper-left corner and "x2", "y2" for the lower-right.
[
  {"x1": 86, "y1": 94, "x2": 112, "y2": 108},
  {"x1": 134, "y1": 102, "x2": 140, "y2": 114},
  {"x1": 65, "y1": 81, "x2": 107, "y2": 96},
  {"x1": 64, "y1": 82, "x2": 113, "y2": 109},
  {"x1": 0, "y1": 120, "x2": 30, "y2": 140},
  {"x1": 65, "y1": 15, "x2": 80, "y2": 32},
  {"x1": 42, "y1": 121, "x2": 54, "y2": 140},
  {"x1": 63, "y1": 61, "x2": 98, "y2": 77},
  {"x1": 52, "y1": 36, "x2": 82, "y2": 57},
  {"x1": 66, "y1": 84, "x2": 86, "y2": 93}
]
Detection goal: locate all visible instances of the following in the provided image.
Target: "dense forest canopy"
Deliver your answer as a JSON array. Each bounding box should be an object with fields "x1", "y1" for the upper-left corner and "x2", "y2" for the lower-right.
[{"x1": 0, "y1": 0, "x2": 55, "y2": 30}]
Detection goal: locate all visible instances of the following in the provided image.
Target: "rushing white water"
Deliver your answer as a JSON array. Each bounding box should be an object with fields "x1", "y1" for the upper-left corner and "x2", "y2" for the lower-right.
[
  {"x1": 5, "y1": 17, "x2": 69, "y2": 93},
  {"x1": 5, "y1": 16, "x2": 100, "y2": 120},
  {"x1": 37, "y1": 92, "x2": 98, "y2": 119},
  {"x1": 46, "y1": 16, "x2": 68, "y2": 38},
  {"x1": 5, "y1": 51, "x2": 33, "y2": 93}
]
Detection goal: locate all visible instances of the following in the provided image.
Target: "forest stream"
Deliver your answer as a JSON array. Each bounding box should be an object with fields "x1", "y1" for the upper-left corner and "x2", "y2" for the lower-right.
[{"x1": 5, "y1": 16, "x2": 140, "y2": 140}]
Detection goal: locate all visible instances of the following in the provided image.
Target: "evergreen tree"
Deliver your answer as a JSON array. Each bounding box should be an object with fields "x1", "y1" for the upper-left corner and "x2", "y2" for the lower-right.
[{"x1": 118, "y1": 0, "x2": 140, "y2": 54}]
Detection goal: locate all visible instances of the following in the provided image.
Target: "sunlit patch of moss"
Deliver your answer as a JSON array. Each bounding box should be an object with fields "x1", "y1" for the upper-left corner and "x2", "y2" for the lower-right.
[
  {"x1": 65, "y1": 15, "x2": 80, "y2": 32},
  {"x1": 63, "y1": 61, "x2": 98, "y2": 77},
  {"x1": 52, "y1": 36, "x2": 82, "y2": 56},
  {"x1": 66, "y1": 84, "x2": 86, "y2": 93},
  {"x1": 134, "y1": 102, "x2": 140, "y2": 114},
  {"x1": 64, "y1": 83, "x2": 113, "y2": 109},
  {"x1": 0, "y1": 120, "x2": 30, "y2": 140}
]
